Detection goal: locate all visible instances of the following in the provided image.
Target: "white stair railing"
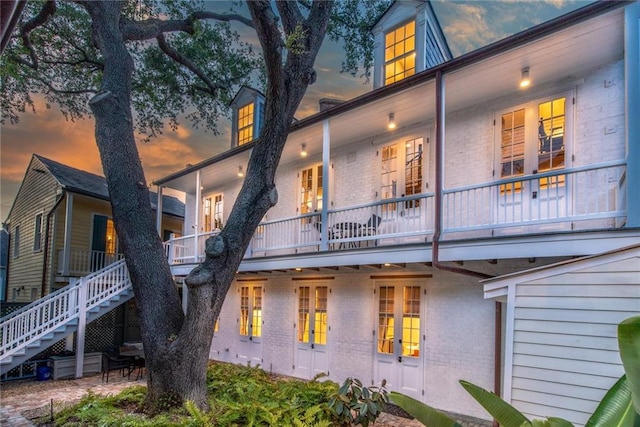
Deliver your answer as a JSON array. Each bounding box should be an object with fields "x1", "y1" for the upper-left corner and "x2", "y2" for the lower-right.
[{"x1": 0, "y1": 259, "x2": 132, "y2": 361}]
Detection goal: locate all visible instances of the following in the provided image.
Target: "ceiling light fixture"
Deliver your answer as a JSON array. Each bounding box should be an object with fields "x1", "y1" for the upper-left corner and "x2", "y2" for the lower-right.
[
  {"x1": 301, "y1": 143, "x2": 307, "y2": 157},
  {"x1": 237, "y1": 166, "x2": 244, "y2": 177},
  {"x1": 520, "y1": 67, "x2": 530, "y2": 88},
  {"x1": 388, "y1": 113, "x2": 396, "y2": 130}
]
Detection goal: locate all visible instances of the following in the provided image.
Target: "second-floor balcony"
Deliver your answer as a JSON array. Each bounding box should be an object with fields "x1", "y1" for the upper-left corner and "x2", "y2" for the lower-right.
[
  {"x1": 57, "y1": 249, "x2": 124, "y2": 277},
  {"x1": 164, "y1": 160, "x2": 628, "y2": 268}
]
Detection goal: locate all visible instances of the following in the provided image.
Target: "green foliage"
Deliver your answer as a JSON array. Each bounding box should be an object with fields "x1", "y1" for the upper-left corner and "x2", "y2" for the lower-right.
[
  {"x1": 389, "y1": 391, "x2": 462, "y2": 427},
  {"x1": 618, "y1": 317, "x2": 640, "y2": 416},
  {"x1": 328, "y1": 377, "x2": 388, "y2": 427},
  {"x1": 48, "y1": 363, "x2": 341, "y2": 426},
  {"x1": 586, "y1": 376, "x2": 635, "y2": 427},
  {"x1": 459, "y1": 380, "x2": 532, "y2": 427}
]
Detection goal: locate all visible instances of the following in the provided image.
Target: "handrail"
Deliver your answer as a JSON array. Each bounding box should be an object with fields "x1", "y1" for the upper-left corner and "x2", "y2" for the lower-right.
[{"x1": 0, "y1": 259, "x2": 132, "y2": 360}]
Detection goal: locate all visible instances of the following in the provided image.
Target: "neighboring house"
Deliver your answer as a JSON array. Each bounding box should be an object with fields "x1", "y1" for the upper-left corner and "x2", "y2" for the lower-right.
[
  {"x1": 0, "y1": 227, "x2": 8, "y2": 301},
  {"x1": 153, "y1": 1, "x2": 639, "y2": 425},
  {"x1": 4, "y1": 154, "x2": 184, "y2": 303}
]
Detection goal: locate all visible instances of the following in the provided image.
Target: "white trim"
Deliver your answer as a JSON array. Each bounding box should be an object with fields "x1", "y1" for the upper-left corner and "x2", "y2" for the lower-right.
[
  {"x1": 62, "y1": 193, "x2": 73, "y2": 275},
  {"x1": 502, "y1": 282, "x2": 516, "y2": 403}
]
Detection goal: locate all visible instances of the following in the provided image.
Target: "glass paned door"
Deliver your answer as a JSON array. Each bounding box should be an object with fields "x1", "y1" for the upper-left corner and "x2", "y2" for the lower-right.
[
  {"x1": 375, "y1": 282, "x2": 424, "y2": 399},
  {"x1": 296, "y1": 285, "x2": 329, "y2": 379},
  {"x1": 239, "y1": 285, "x2": 262, "y2": 366}
]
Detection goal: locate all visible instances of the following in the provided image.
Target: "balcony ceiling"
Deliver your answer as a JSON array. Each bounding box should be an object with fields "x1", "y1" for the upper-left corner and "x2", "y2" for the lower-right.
[{"x1": 160, "y1": 7, "x2": 623, "y2": 194}]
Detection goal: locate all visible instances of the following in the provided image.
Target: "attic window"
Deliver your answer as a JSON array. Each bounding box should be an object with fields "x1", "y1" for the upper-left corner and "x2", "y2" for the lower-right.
[
  {"x1": 384, "y1": 20, "x2": 416, "y2": 85},
  {"x1": 237, "y1": 102, "x2": 254, "y2": 146}
]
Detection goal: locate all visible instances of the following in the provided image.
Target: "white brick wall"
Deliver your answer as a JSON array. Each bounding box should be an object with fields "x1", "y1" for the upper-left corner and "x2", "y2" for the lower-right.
[{"x1": 208, "y1": 269, "x2": 497, "y2": 421}]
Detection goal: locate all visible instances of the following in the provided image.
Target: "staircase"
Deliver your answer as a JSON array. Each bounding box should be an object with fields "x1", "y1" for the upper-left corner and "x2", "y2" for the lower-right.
[{"x1": 0, "y1": 260, "x2": 133, "y2": 376}]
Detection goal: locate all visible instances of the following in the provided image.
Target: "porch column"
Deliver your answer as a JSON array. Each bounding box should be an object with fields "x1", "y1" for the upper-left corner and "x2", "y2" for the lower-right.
[
  {"x1": 62, "y1": 193, "x2": 73, "y2": 276},
  {"x1": 155, "y1": 185, "x2": 163, "y2": 236},
  {"x1": 624, "y1": 3, "x2": 640, "y2": 227},
  {"x1": 74, "y1": 277, "x2": 87, "y2": 378},
  {"x1": 320, "y1": 119, "x2": 330, "y2": 251},
  {"x1": 194, "y1": 170, "x2": 202, "y2": 261}
]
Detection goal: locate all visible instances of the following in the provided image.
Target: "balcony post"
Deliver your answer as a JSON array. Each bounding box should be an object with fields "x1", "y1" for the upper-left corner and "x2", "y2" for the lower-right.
[
  {"x1": 156, "y1": 185, "x2": 164, "y2": 236},
  {"x1": 320, "y1": 119, "x2": 330, "y2": 251},
  {"x1": 624, "y1": 3, "x2": 640, "y2": 227},
  {"x1": 62, "y1": 193, "x2": 74, "y2": 276},
  {"x1": 194, "y1": 170, "x2": 202, "y2": 262},
  {"x1": 74, "y1": 277, "x2": 87, "y2": 378}
]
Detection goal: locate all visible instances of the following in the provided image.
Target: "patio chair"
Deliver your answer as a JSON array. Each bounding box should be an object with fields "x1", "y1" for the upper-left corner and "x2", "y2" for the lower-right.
[{"x1": 101, "y1": 352, "x2": 135, "y2": 383}]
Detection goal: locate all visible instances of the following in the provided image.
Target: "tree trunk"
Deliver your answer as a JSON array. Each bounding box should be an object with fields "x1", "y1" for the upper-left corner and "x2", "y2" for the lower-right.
[{"x1": 83, "y1": 0, "x2": 333, "y2": 412}]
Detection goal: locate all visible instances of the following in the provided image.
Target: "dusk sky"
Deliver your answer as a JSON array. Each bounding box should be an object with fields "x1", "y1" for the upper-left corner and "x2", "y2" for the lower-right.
[{"x1": 0, "y1": 0, "x2": 592, "y2": 220}]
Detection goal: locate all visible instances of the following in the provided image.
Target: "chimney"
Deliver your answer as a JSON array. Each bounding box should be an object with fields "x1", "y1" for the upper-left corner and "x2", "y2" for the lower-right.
[{"x1": 319, "y1": 98, "x2": 344, "y2": 112}]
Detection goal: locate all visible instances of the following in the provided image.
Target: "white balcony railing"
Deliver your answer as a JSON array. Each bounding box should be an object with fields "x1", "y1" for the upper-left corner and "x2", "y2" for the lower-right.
[
  {"x1": 164, "y1": 161, "x2": 627, "y2": 265},
  {"x1": 57, "y1": 249, "x2": 124, "y2": 276}
]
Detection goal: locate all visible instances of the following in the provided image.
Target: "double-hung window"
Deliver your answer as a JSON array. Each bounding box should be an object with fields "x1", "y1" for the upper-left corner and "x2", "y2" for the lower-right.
[
  {"x1": 237, "y1": 102, "x2": 254, "y2": 146},
  {"x1": 384, "y1": 20, "x2": 416, "y2": 85},
  {"x1": 33, "y1": 213, "x2": 43, "y2": 252},
  {"x1": 13, "y1": 225, "x2": 20, "y2": 258}
]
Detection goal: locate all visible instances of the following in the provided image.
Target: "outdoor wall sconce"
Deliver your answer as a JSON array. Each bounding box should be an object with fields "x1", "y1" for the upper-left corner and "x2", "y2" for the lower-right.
[
  {"x1": 301, "y1": 143, "x2": 307, "y2": 157},
  {"x1": 388, "y1": 113, "x2": 396, "y2": 130},
  {"x1": 520, "y1": 67, "x2": 530, "y2": 88},
  {"x1": 237, "y1": 166, "x2": 244, "y2": 177}
]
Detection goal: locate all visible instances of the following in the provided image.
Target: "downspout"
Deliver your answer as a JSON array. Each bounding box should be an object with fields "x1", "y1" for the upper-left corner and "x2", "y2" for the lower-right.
[
  {"x1": 41, "y1": 190, "x2": 66, "y2": 297},
  {"x1": 431, "y1": 70, "x2": 501, "y2": 424}
]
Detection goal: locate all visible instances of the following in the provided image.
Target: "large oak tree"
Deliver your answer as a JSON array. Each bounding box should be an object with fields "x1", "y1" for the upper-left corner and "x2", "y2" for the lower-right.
[{"x1": 1, "y1": 0, "x2": 388, "y2": 409}]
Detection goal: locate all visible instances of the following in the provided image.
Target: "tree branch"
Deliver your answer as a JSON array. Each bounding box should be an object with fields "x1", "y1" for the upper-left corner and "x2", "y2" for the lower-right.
[
  {"x1": 18, "y1": 0, "x2": 57, "y2": 69},
  {"x1": 246, "y1": 1, "x2": 284, "y2": 84},
  {"x1": 121, "y1": 18, "x2": 195, "y2": 41},
  {"x1": 36, "y1": 76, "x2": 97, "y2": 95},
  {"x1": 276, "y1": 1, "x2": 303, "y2": 35},
  {"x1": 190, "y1": 11, "x2": 254, "y2": 29},
  {"x1": 156, "y1": 34, "x2": 226, "y2": 97}
]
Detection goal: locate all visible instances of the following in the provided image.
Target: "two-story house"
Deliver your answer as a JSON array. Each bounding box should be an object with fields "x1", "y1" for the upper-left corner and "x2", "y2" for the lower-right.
[
  {"x1": 154, "y1": 1, "x2": 639, "y2": 425},
  {"x1": 4, "y1": 154, "x2": 184, "y2": 303}
]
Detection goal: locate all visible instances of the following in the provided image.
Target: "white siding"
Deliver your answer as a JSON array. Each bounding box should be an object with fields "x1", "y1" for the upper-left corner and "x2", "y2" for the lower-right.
[{"x1": 508, "y1": 254, "x2": 640, "y2": 426}]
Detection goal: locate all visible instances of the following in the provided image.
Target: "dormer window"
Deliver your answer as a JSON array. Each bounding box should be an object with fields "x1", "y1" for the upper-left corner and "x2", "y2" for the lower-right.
[
  {"x1": 237, "y1": 102, "x2": 255, "y2": 146},
  {"x1": 384, "y1": 20, "x2": 416, "y2": 85},
  {"x1": 230, "y1": 86, "x2": 265, "y2": 149}
]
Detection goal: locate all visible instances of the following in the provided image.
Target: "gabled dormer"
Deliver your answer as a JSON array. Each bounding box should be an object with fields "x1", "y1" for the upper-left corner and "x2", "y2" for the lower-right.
[
  {"x1": 229, "y1": 86, "x2": 265, "y2": 149},
  {"x1": 372, "y1": 0, "x2": 452, "y2": 89}
]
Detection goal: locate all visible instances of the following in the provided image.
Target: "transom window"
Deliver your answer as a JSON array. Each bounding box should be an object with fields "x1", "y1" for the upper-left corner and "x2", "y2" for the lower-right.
[
  {"x1": 237, "y1": 102, "x2": 254, "y2": 145},
  {"x1": 384, "y1": 20, "x2": 416, "y2": 85}
]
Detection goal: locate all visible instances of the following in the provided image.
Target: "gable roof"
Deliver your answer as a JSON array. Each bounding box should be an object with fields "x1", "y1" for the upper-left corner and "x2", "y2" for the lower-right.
[{"x1": 34, "y1": 154, "x2": 184, "y2": 218}]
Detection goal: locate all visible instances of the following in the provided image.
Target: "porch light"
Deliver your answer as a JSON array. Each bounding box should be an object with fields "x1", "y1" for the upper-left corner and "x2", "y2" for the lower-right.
[
  {"x1": 301, "y1": 143, "x2": 307, "y2": 157},
  {"x1": 384, "y1": 263, "x2": 391, "y2": 267},
  {"x1": 388, "y1": 113, "x2": 396, "y2": 130},
  {"x1": 520, "y1": 67, "x2": 530, "y2": 88},
  {"x1": 295, "y1": 267, "x2": 302, "y2": 271},
  {"x1": 237, "y1": 166, "x2": 244, "y2": 177}
]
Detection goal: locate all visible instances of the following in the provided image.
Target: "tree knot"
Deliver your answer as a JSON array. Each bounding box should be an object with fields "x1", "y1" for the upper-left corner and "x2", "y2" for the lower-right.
[{"x1": 205, "y1": 234, "x2": 225, "y2": 257}]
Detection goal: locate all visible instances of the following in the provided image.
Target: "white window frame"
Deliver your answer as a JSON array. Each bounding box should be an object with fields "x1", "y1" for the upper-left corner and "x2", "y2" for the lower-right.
[{"x1": 33, "y1": 212, "x2": 43, "y2": 252}]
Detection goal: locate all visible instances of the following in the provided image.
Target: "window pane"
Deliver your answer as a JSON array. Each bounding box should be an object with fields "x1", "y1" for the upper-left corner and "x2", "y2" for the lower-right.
[
  {"x1": 240, "y1": 287, "x2": 249, "y2": 336},
  {"x1": 402, "y1": 286, "x2": 420, "y2": 357},
  {"x1": 106, "y1": 219, "x2": 117, "y2": 254},
  {"x1": 252, "y1": 287, "x2": 262, "y2": 337},
  {"x1": 538, "y1": 97, "x2": 566, "y2": 188},
  {"x1": 298, "y1": 287, "x2": 310, "y2": 342},
  {"x1": 500, "y1": 109, "x2": 526, "y2": 183},
  {"x1": 33, "y1": 213, "x2": 42, "y2": 251},
  {"x1": 314, "y1": 287, "x2": 328, "y2": 345},
  {"x1": 378, "y1": 286, "x2": 395, "y2": 354}
]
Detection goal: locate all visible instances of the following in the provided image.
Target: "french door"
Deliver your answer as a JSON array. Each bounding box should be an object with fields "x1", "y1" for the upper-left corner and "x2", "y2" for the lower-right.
[
  {"x1": 295, "y1": 284, "x2": 329, "y2": 379},
  {"x1": 374, "y1": 281, "x2": 424, "y2": 400},
  {"x1": 238, "y1": 284, "x2": 263, "y2": 366}
]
